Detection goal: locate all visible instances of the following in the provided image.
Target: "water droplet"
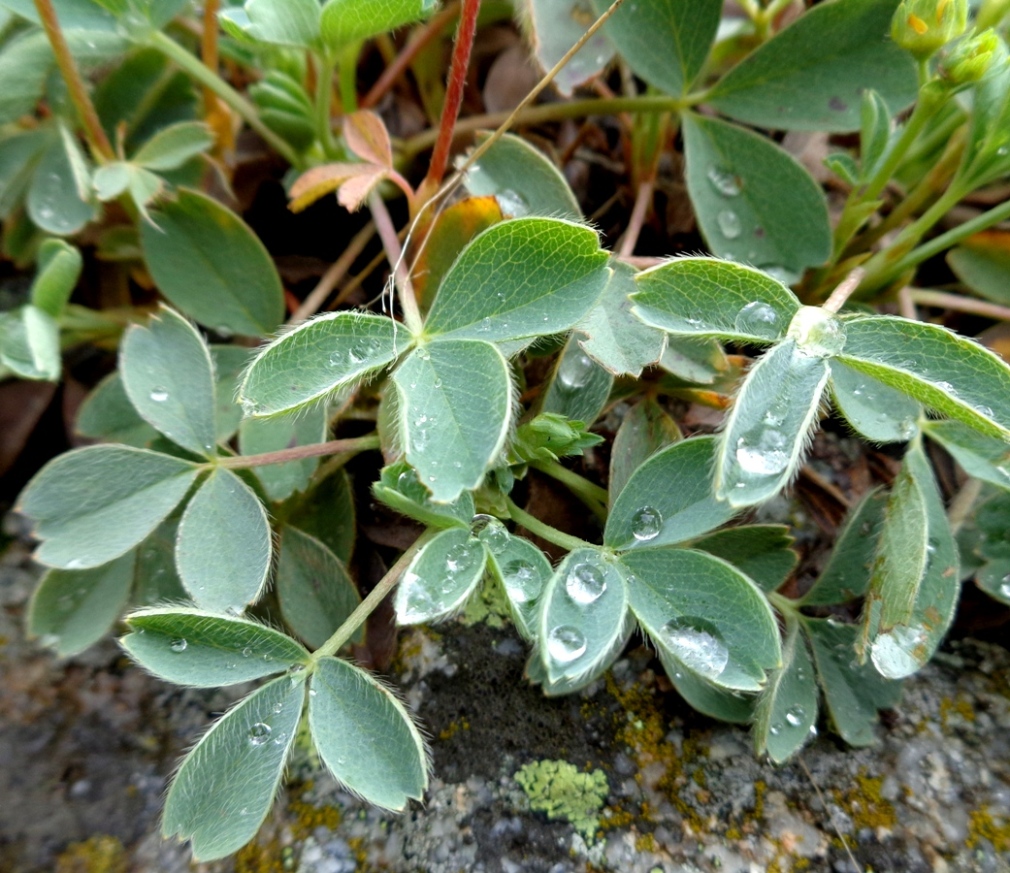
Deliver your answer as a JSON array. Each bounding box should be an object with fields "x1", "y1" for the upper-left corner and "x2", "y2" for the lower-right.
[
  {"x1": 934, "y1": 380, "x2": 955, "y2": 395},
  {"x1": 476, "y1": 518, "x2": 509, "y2": 555},
  {"x1": 547, "y1": 625, "x2": 587, "y2": 663},
  {"x1": 630, "y1": 506, "x2": 662, "y2": 542},
  {"x1": 272, "y1": 701, "x2": 283, "y2": 714},
  {"x1": 734, "y1": 301, "x2": 781, "y2": 340},
  {"x1": 978, "y1": 405, "x2": 994, "y2": 418},
  {"x1": 661, "y1": 619, "x2": 729, "y2": 680},
  {"x1": 557, "y1": 351, "x2": 594, "y2": 390},
  {"x1": 785, "y1": 705, "x2": 805, "y2": 727},
  {"x1": 758, "y1": 264, "x2": 796, "y2": 286},
  {"x1": 66, "y1": 558, "x2": 85, "y2": 570},
  {"x1": 496, "y1": 189, "x2": 529, "y2": 217},
  {"x1": 248, "y1": 723, "x2": 272, "y2": 745},
  {"x1": 502, "y1": 560, "x2": 540, "y2": 603},
  {"x1": 717, "y1": 209, "x2": 742, "y2": 239},
  {"x1": 169, "y1": 638, "x2": 187, "y2": 653},
  {"x1": 735, "y1": 429, "x2": 789, "y2": 476},
  {"x1": 445, "y1": 540, "x2": 480, "y2": 575},
  {"x1": 565, "y1": 560, "x2": 607, "y2": 605},
  {"x1": 309, "y1": 688, "x2": 318, "y2": 697},
  {"x1": 787, "y1": 306, "x2": 846, "y2": 357},
  {"x1": 478, "y1": 316, "x2": 492, "y2": 333},
  {"x1": 999, "y1": 574, "x2": 1010, "y2": 600},
  {"x1": 348, "y1": 338, "x2": 380, "y2": 364},
  {"x1": 150, "y1": 388, "x2": 169, "y2": 402},
  {"x1": 241, "y1": 647, "x2": 252, "y2": 658},
  {"x1": 706, "y1": 165, "x2": 742, "y2": 197},
  {"x1": 870, "y1": 624, "x2": 928, "y2": 679},
  {"x1": 240, "y1": 398, "x2": 261, "y2": 416},
  {"x1": 769, "y1": 723, "x2": 782, "y2": 736}
]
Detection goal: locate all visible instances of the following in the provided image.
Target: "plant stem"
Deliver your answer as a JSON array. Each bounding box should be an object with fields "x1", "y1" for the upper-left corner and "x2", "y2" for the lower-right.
[
  {"x1": 289, "y1": 220, "x2": 376, "y2": 324},
  {"x1": 33, "y1": 0, "x2": 115, "y2": 161},
  {"x1": 908, "y1": 288, "x2": 1010, "y2": 322},
  {"x1": 369, "y1": 190, "x2": 423, "y2": 334},
  {"x1": 316, "y1": 53, "x2": 339, "y2": 156},
  {"x1": 313, "y1": 529, "x2": 437, "y2": 659},
  {"x1": 505, "y1": 496, "x2": 594, "y2": 553},
  {"x1": 217, "y1": 435, "x2": 379, "y2": 469},
  {"x1": 421, "y1": 0, "x2": 480, "y2": 192},
  {"x1": 529, "y1": 459, "x2": 609, "y2": 522},
  {"x1": 821, "y1": 267, "x2": 865, "y2": 313},
  {"x1": 146, "y1": 29, "x2": 301, "y2": 167},
  {"x1": 947, "y1": 477, "x2": 984, "y2": 535},
  {"x1": 768, "y1": 590, "x2": 800, "y2": 616}
]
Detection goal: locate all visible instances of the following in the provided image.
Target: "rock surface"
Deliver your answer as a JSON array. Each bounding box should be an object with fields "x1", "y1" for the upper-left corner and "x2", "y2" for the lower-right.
[{"x1": 1, "y1": 537, "x2": 1009, "y2": 873}]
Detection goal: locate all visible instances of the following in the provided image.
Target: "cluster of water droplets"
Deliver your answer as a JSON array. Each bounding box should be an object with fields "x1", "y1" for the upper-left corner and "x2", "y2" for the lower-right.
[
  {"x1": 330, "y1": 337, "x2": 382, "y2": 369},
  {"x1": 501, "y1": 560, "x2": 540, "y2": 604},
  {"x1": 411, "y1": 413, "x2": 436, "y2": 453},
  {"x1": 787, "y1": 306, "x2": 846, "y2": 358},
  {"x1": 768, "y1": 704, "x2": 808, "y2": 737},
  {"x1": 661, "y1": 618, "x2": 729, "y2": 680}
]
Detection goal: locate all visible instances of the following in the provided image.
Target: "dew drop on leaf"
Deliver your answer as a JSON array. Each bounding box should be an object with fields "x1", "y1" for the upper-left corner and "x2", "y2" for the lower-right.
[
  {"x1": 565, "y1": 560, "x2": 607, "y2": 605},
  {"x1": 734, "y1": 301, "x2": 781, "y2": 339},
  {"x1": 735, "y1": 430, "x2": 790, "y2": 476},
  {"x1": 150, "y1": 388, "x2": 169, "y2": 402},
  {"x1": 247, "y1": 722, "x2": 272, "y2": 745},
  {"x1": 445, "y1": 541, "x2": 480, "y2": 575},
  {"x1": 476, "y1": 518, "x2": 509, "y2": 555},
  {"x1": 787, "y1": 306, "x2": 846, "y2": 357},
  {"x1": 999, "y1": 575, "x2": 1010, "y2": 600},
  {"x1": 241, "y1": 647, "x2": 252, "y2": 658},
  {"x1": 717, "y1": 209, "x2": 742, "y2": 239},
  {"x1": 169, "y1": 638, "x2": 187, "y2": 653},
  {"x1": 630, "y1": 506, "x2": 663, "y2": 541},
  {"x1": 706, "y1": 165, "x2": 742, "y2": 197},
  {"x1": 870, "y1": 624, "x2": 927, "y2": 679},
  {"x1": 661, "y1": 619, "x2": 729, "y2": 680},
  {"x1": 547, "y1": 625, "x2": 587, "y2": 663},
  {"x1": 784, "y1": 705, "x2": 805, "y2": 727},
  {"x1": 557, "y1": 351, "x2": 594, "y2": 390},
  {"x1": 502, "y1": 560, "x2": 539, "y2": 603},
  {"x1": 496, "y1": 189, "x2": 529, "y2": 217}
]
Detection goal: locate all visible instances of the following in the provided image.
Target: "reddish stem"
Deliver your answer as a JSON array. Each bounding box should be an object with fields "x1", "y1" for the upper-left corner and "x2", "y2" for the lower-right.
[{"x1": 422, "y1": 0, "x2": 480, "y2": 192}]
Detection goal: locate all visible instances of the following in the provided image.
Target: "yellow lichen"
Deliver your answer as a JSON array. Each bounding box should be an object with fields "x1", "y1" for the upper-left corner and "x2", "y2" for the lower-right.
[
  {"x1": 939, "y1": 695, "x2": 976, "y2": 729},
  {"x1": 234, "y1": 839, "x2": 286, "y2": 873},
  {"x1": 833, "y1": 770, "x2": 896, "y2": 831},
  {"x1": 55, "y1": 835, "x2": 127, "y2": 873},
  {"x1": 288, "y1": 796, "x2": 342, "y2": 840},
  {"x1": 968, "y1": 805, "x2": 1010, "y2": 851}
]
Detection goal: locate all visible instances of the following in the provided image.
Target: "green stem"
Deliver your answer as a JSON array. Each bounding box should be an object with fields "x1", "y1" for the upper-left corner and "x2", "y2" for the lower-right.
[
  {"x1": 315, "y1": 53, "x2": 339, "y2": 156},
  {"x1": 146, "y1": 29, "x2": 301, "y2": 167},
  {"x1": 216, "y1": 435, "x2": 379, "y2": 469},
  {"x1": 769, "y1": 590, "x2": 800, "y2": 616},
  {"x1": 505, "y1": 496, "x2": 594, "y2": 553},
  {"x1": 313, "y1": 529, "x2": 437, "y2": 660},
  {"x1": 529, "y1": 459, "x2": 609, "y2": 522},
  {"x1": 337, "y1": 42, "x2": 360, "y2": 115}
]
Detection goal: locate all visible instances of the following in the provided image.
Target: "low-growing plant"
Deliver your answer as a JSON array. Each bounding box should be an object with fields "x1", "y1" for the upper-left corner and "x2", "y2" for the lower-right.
[{"x1": 4, "y1": 0, "x2": 1010, "y2": 862}]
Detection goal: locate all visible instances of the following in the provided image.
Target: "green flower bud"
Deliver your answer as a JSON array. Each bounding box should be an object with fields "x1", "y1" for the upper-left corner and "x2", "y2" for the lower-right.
[
  {"x1": 891, "y1": 0, "x2": 968, "y2": 59},
  {"x1": 939, "y1": 29, "x2": 1002, "y2": 85}
]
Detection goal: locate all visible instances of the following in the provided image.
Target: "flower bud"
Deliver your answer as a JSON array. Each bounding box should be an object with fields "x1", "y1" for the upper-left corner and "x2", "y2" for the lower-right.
[
  {"x1": 891, "y1": 0, "x2": 968, "y2": 59},
  {"x1": 939, "y1": 29, "x2": 1002, "y2": 85}
]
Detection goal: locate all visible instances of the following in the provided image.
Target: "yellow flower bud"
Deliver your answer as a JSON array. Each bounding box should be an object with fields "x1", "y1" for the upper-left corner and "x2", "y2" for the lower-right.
[
  {"x1": 891, "y1": 0, "x2": 969, "y2": 59},
  {"x1": 939, "y1": 30, "x2": 1003, "y2": 86}
]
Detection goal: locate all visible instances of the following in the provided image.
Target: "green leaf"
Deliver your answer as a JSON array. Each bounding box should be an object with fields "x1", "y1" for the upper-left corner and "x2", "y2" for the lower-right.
[
  {"x1": 0, "y1": 0, "x2": 117, "y2": 29},
  {"x1": 211, "y1": 345, "x2": 253, "y2": 442},
  {"x1": 132, "y1": 121, "x2": 214, "y2": 171},
  {"x1": 590, "y1": 0, "x2": 721, "y2": 96},
  {"x1": 223, "y1": 0, "x2": 321, "y2": 48},
  {"x1": 92, "y1": 162, "x2": 132, "y2": 201},
  {"x1": 133, "y1": 515, "x2": 188, "y2": 606},
  {"x1": 859, "y1": 89, "x2": 893, "y2": 181},
  {"x1": 682, "y1": 113, "x2": 831, "y2": 277},
  {"x1": 287, "y1": 469, "x2": 357, "y2": 564},
  {"x1": 689, "y1": 525, "x2": 798, "y2": 593},
  {"x1": 0, "y1": 305, "x2": 61, "y2": 381},
  {"x1": 837, "y1": 315, "x2": 1010, "y2": 439},
  {"x1": 863, "y1": 461, "x2": 929, "y2": 634},
  {"x1": 320, "y1": 0, "x2": 435, "y2": 50},
  {"x1": 715, "y1": 340, "x2": 830, "y2": 507},
  {"x1": 175, "y1": 469, "x2": 272, "y2": 613},
  {"x1": 541, "y1": 334, "x2": 613, "y2": 427},
  {"x1": 462, "y1": 132, "x2": 581, "y2": 220},
  {"x1": 960, "y1": 44, "x2": 1010, "y2": 188},
  {"x1": 707, "y1": 0, "x2": 917, "y2": 132},
  {"x1": 658, "y1": 336, "x2": 730, "y2": 385},
  {"x1": 948, "y1": 237, "x2": 1010, "y2": 306},
  {"x1": 142, "y1": 189, "x2": 284, "y2": 337},
  {"x1": 867, "y1": 442, "x2": 959, "y2": 680},
  {"x1": 0, "y1": 33, "x2": 56, "y2": 127},
  {"x1": 609, "y1": 397, "x2": 681, "y2": 507},
  {"x1": 624, "y1": 548, "x2": 781, "y2": 691},
  {"x1": 239, "y1": 405, "x2": 327, "y2": 501},
  {"x1": 803, "y1": 617, "x2": 900, "y2": 746},
  {"x1": 484, "y1": 527, "x2": 552, "y2": 639},
  {"x1": 239, "y1": 312, "x2": 399, "y2": 417},
  {"x1": 829, "y1": 360, "x2": 920, "y2": 444},
  {"x1": 18, "y1": 445, "x2": 198, "y2": 569},
  {"x1": 800, "y1": 488, "x2": 888, "y2": 606},
  {"x1": 30, "y1": 238, "x2": 82, "y2": 317},
  {"x1": 605, "y1": 436, "x2": 736, "y2": 550},
  {"x1": 0, "y1": 129, "x2": 48, "y2": 218},
  {"x1": 660, "y1": 656, "x2": 755, "y2": 724},
  {"x1": 308, "y1": 656, "x2": 428, "y2": 810},
  {"x1": 924, "y1": 419, "x2": 1010, "y2": 490},
  {"x1": 753, "y1": 616, "x2": 818, "y2": 763},
  {"x1": 120, "y1": 307, "x2": 217, "y2": 457},
  {"x1": 523, "y1": 0, "x2": 613, "y2": 96},
  {"x1": 576, "y1": 262, "x2": 665, "y2": 377},
  {"x1": 393, "y1": 340, "x2": 511, "y2": 503},
  {"x1": 539, "y1": 549, "x2": 630, "y2": 683},
  {"x1": 373, "y1": 461, "x2": 475, "y2": 529},
  {"x1": 75, "y1": 372, "x2": 160, "y2": 447},
  {"x1": 424, "y1": 218, "x2": 609, "y2": 342},
  {"x1": 162, "y1": 672, "x2": 305, "y2": 862},
  {"x1": 631, "y1": 257, "x2": 799, "y2": 343},
  {"x1": 27, "y1": 133, "x2": 96, "y2": 236},
  {"x1": 394, "y1": 528, "x2": 487, "y2": 624},
  {"x1": 977, "y1": 560, "x2": 1010, "y2": 605},
  {"x1": 28, "y1": 552, "x2": 134, "y2": 657},
  {"x1": 122, "y1": 607, "x2": 310, "y2": 686},
  {"x1": 276, "y1": 527, "x2": 360, "y2": 649}
]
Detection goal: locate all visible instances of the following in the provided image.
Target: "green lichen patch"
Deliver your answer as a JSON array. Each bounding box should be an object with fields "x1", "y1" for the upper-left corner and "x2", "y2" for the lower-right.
[{"x1": 515, "y1": 759, "x2": 610, "y2": 840}]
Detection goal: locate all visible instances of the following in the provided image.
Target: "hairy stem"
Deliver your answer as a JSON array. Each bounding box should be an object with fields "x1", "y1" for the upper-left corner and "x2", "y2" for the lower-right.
[
  {"x1": 217, "y1": 435, "x2": 380, "y2": 469},
  {"x1": 505, "y1": 496, "x2": 594, "y2": 553},
  {"x1": 146, "y1": 29, "x2": 301, "y2": 167},
  {"x1": 908, "y1": 288, "x2": 1010, "y2": 322},
  {"x1": 313, "y1": 529, "x2": 436, "y2": 659},
  {"x1": 422, "y1": 0, "x2": 480, "y2": 192},
  {"x1": 33, "y1": 0, "x2": 115, "y2": 161},
  {"x1": 369, "y1": 190, "x2": 423, "y2": 334},
  {"x1": 529, "y1": 459, "x2": 609, "y2": 522}
]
